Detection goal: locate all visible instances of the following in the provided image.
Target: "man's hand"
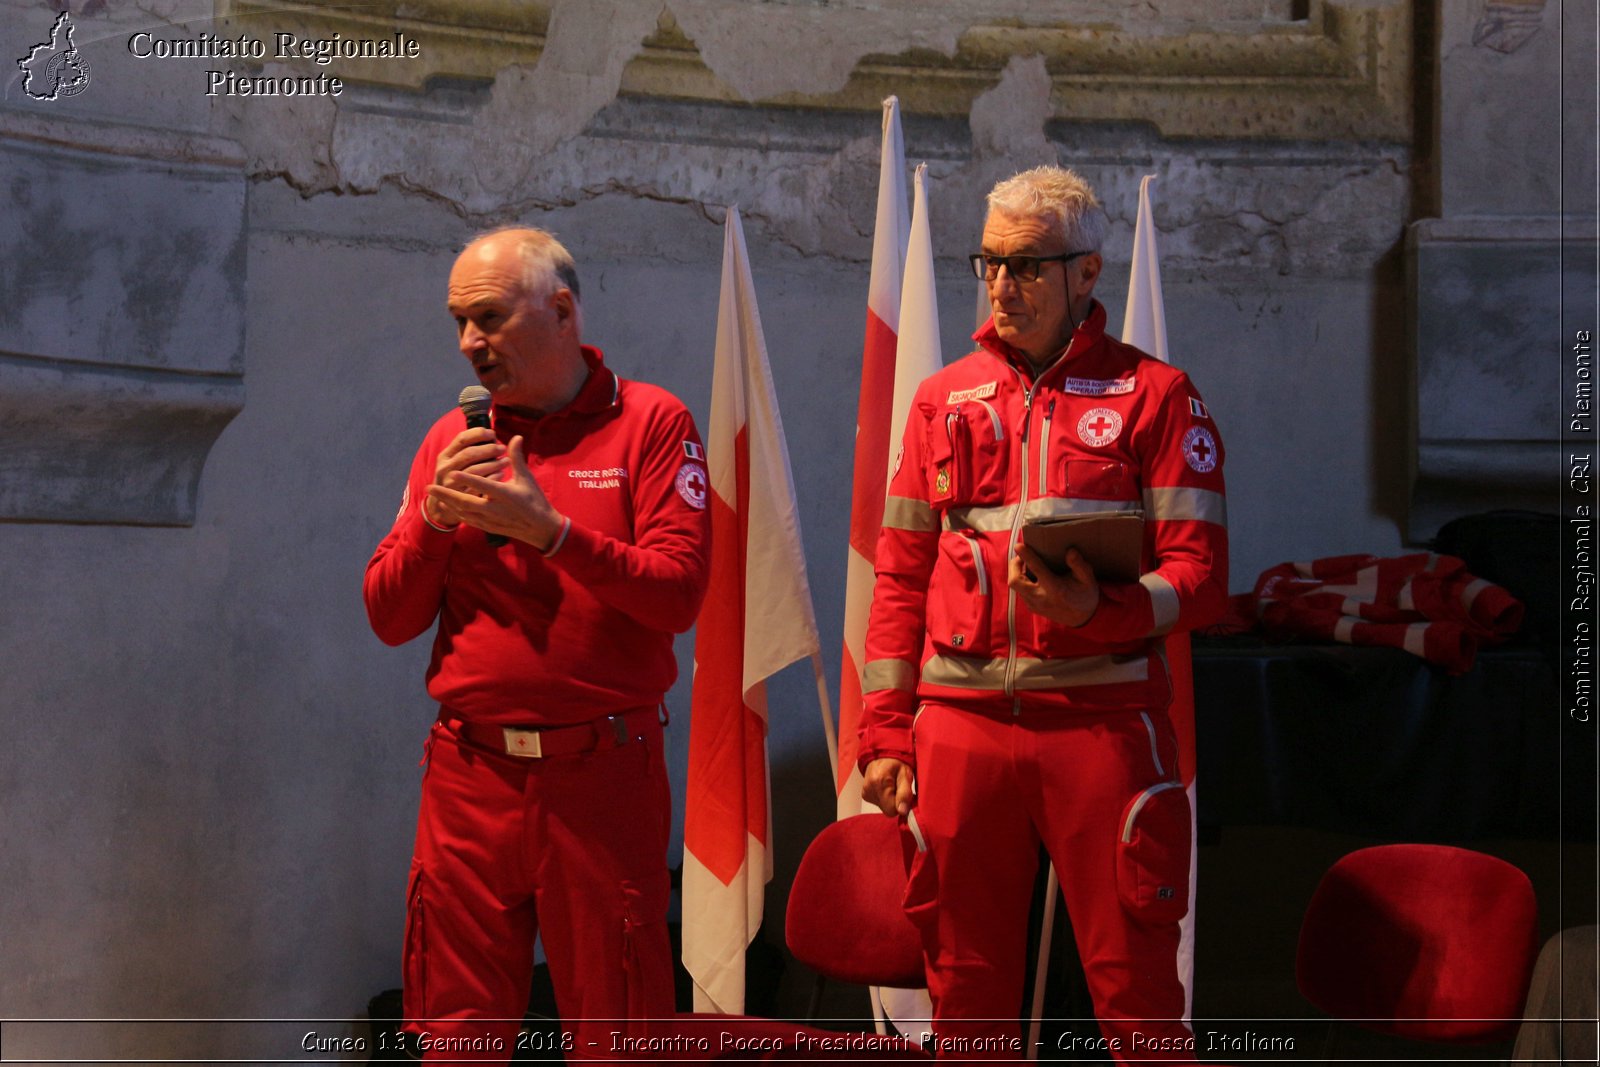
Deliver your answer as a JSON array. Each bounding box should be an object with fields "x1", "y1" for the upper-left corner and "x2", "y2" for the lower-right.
[
  {"x1": 862, "y1": 757, "x2": 914, "y2": 817},
  {"x1": 423, "y1": 427, "x2": 509, "y2": 529},
  {"x1": 426, "y1": 435, "x2": 566, "y2": 550},
  {"x1": 1008, "y1": 542, "x2": 1100, "y2": 627}
]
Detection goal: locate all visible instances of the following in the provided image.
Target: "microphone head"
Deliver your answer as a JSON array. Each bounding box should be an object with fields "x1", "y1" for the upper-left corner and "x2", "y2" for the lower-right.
[{"x1": 457, "y1": 385, "x2": 492, "y2": 419}]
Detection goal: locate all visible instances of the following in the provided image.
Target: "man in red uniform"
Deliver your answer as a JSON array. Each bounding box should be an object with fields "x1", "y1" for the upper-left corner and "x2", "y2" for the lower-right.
[
  {"x1": 860, "y1": 167, "x2": 1227, "y2": 1061},
  {"x1": 365, "y1": 228, "x2": 711, "y2": 1062}
]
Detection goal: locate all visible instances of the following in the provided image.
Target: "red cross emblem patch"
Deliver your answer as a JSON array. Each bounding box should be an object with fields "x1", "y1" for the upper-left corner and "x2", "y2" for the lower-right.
[
  {"x1": 1077, "y1": 407, "x2": 1123, "y2": 447},
  {"x1": 1183, "y1": 426, "x2": 1219, "y2": 473},
  {"x1": 676, "y1": 462, "x2": 708, "y2": 510}
]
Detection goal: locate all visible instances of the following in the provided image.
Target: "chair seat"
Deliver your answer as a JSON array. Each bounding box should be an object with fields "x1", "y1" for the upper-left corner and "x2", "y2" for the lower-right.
[
  {"x1": 785, "y1": 814, "x2": 925, "y2": 990},
  {"x1": 1296, "y1": 843, "x2": 1539, "y2": 1042}
]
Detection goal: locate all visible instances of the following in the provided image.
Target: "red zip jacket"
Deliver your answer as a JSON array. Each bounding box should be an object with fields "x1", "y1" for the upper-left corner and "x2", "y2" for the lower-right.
[
  {"x1": 364, "y1": 346, "x2": 712, "y2": 725},
  {"x1": 859, "y1": 303, "x2": 1229, "y2": 770}
]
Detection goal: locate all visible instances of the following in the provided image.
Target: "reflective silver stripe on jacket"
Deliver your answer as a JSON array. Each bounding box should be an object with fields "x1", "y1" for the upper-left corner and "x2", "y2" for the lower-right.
[
  {"x1": 921, "y1": 652, "x2": 1149, "y2": 691},
  {"x1": 862, "y1": 658, "x2": 918, "y2": 694},
  {"x1": 1142, "y1": 486, "x2": 1227, "y2": 527},
  {"x1": 883, "y1": 495, "x2": 938, "y2": 532},
  {"x1": 1140, "y1": 572, "x2": 1181, "y2": 636},
  {"x1": 944, "y1": 496, "x2": 1142, "y2": 534}
]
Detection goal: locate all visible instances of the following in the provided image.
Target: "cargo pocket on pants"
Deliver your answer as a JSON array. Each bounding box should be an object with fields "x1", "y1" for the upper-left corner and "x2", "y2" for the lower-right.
[
  {"x1": 620, "y1": 876, "x2": 673, "y2": 1025},
  {"x1": 1115, "y1": 781, "x2": 1191, "y2": 923}
]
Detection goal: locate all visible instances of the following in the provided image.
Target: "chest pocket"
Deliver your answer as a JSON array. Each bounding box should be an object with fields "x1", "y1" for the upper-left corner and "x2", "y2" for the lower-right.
[
  {"x1": 922, "y1": 400, "x2": 1008, "y2": 509},
  {"x1": 1059, "y1": 459, "x2": 1140, "y2": 505}
]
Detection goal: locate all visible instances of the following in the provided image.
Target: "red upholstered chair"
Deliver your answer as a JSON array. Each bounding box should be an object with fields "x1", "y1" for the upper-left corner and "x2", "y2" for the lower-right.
[
  {"x1": 1296, "y1": 844, "x2": 1540, "y2": 1044},
  {"x1": 611, "y1": 816, "x2": 932, "y2": 1062},
  {"x1": 784, "y1": 814, "x2": 926, "y2": 1021}
]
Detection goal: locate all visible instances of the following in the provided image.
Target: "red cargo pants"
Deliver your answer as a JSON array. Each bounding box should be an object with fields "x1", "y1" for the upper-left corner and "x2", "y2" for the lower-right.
[
  {"x1": 402, "y1": 710, "x2": 675, "y2": 1062},
  {"x1": 902, "y1": 702, "x2": 1195, "y2": 1062}
]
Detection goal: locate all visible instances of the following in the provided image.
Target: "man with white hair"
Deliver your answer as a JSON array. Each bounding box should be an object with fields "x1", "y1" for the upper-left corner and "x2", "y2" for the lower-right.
[
  {"x1": 365, "y1": 227, "x2": 711, "y2": 1060},
  {"x1": 860, "y1": 166, "x2": 1228, "y2": 1059}
]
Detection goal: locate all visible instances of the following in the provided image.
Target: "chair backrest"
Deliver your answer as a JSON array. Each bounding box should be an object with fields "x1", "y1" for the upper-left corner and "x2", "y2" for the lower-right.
[
  {"x1": 1296, "y1": 843, "x2": 1540, "y2": 1042},
  {"x1": 785, "y1": 814, "x2": 925, "y2": 989}
]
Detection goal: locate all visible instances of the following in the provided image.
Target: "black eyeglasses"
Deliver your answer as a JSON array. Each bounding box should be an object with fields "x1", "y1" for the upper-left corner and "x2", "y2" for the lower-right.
[{"x1": 968, "y1": 251, "x2": 1092, "y2": 283}]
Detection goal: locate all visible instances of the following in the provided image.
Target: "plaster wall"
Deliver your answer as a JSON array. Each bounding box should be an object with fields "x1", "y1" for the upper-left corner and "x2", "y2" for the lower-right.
[{"x1": 0, "y1": 0, "x2": 1583, "y2": 1057}]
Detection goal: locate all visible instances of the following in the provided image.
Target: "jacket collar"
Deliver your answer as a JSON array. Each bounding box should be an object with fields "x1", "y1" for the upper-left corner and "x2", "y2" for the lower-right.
[
  {"x1": 568, "y1": 345, "x2": 620, "y2": 414},
  {"x1": 492, "y1": 344, "x2": 619, "y2": 426},
  {"x1": 973, "y1": 300, "x2": 1107, "y2": 382}
]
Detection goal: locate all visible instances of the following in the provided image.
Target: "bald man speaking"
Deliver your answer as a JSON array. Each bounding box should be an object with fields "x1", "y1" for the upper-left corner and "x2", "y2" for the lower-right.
[{"x1": 365, "y1": 228, "x2": 711, "y2": 1061}]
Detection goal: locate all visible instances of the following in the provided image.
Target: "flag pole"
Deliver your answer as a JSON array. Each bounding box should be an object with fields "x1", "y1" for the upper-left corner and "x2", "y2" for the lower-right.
[
  {"x1": 1025, "y1": 865, "x2": 1060, "y2": 1058},
  {"x1": 811, "y1": 650, "x2": 839, "y2": 782}
]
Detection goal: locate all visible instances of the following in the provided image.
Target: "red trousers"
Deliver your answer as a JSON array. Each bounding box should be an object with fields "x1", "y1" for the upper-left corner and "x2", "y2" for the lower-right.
[
  {"x1": 402, "y1": 713, "x2": 675, "y2": 1063},
  {"x1": 902, "y1": 703, "x2": 1195, "y2": 1062}
]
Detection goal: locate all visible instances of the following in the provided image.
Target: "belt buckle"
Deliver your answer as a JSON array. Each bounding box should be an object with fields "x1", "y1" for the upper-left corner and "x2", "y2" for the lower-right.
[{"x1": 502, "y1": 727, "x2": 543, "y2": 758}]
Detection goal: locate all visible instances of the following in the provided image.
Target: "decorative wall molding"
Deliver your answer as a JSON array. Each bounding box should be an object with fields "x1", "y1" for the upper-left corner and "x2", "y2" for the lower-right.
[
  {"x1": 219, "y1": 0, "x2": 1411, "y2": 142},
  {"x1": 0, "y1": 353, "x2": 245, "y2": 526},
  {"x1": 0, "y1": 110, "x2": 247, "y2": 526},
  {"x1": 1406, "y1": 215, "x2": 1597, "y2": 540}
]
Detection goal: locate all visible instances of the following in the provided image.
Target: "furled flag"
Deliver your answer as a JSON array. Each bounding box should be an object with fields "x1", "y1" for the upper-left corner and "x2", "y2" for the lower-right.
[
  {"x1": 837, "y1": 95, "x2": 943, "y2": 819},
  {"x1": 1121, "y1": 173, "x2": 1197, "y2": 1018},
  {"x1": 683, "y1": 207, "x2": 823, "y2": 1014},
  {"x1": 872, "y1": 160, "x2": 943, "y2": 1037}
]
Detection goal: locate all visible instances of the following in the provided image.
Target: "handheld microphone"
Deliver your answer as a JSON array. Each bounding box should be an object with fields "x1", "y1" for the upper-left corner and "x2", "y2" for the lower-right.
[{"x1": 456, "y1": 386, "x2": 508, "y2": 547}]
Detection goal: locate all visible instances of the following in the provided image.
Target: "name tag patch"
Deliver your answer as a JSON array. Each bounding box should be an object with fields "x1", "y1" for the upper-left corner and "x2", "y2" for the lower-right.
[
  {"x1": 946, "y1": 382, "x2": 998, "y2": 404},
  {"x1": 1062, "y1": 376, "x2": 1135, "y2": 397}
]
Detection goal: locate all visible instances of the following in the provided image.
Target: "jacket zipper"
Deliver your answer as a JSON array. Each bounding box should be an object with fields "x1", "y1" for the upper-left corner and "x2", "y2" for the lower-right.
[{"x1": 1003, "y1": 375, "x2": 1036, "y2": 711}]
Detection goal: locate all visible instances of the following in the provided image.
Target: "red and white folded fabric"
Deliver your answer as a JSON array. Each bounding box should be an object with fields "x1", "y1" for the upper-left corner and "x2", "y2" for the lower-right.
[{"x1": 1242, "y1": 553, "x2": 1523, "y2": 674}]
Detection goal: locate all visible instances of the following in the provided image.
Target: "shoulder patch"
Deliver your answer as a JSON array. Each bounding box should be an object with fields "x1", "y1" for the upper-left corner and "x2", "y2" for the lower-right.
[
  {"x1": 1182, "y1": 426, "x2": 1219, "y2": 473},
  {"x1": 683, "y1": 440, "x2": 706, "y2": 461},
  {"x1": 396, "y1": 483, "x2": 410, "y2": 522},
  {"x1": 1189, "y1": 397, "x2": 1210, "y2": 420},
  {"x1": 675, "y1": 462, "x2": 709, "y2": 510}
]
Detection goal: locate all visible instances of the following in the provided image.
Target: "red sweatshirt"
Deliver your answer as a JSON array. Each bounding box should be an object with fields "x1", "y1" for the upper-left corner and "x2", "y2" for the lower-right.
[{"x1": 364, "y1": 347, "x2": 712, "y2": 725}]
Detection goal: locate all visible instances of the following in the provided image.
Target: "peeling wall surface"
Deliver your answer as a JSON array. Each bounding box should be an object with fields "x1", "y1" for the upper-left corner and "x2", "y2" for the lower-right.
[{"x1": 0, "y1": 0, "x2": 1590, "y2": 1057}]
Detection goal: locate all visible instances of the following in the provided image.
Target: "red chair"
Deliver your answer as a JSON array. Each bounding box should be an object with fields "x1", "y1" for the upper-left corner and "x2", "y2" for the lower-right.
[
  {"x1": 610, "y1": 816, "x2": 932, "y2": 1061},
  {"x1": 785, "y1": 814, "x2": 926, "y2": 1020},
  {"x1": 1296, "y1": 843, "x2": 1540, "y2": 1043}
]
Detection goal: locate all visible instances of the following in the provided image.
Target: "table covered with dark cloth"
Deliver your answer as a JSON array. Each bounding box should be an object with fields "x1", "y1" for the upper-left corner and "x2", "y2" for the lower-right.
[{"x1": 1191, "y1": 635, "x2": 1585, "y2": 841}]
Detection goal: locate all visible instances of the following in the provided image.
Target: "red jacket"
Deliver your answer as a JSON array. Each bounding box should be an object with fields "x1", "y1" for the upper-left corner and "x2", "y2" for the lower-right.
[
  {"x1": 859, "y1": 304, "x2": 1229, "y2": 770},
  {"x1": 364, "y1": 346, "x2": 712, "y2": 725}
]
